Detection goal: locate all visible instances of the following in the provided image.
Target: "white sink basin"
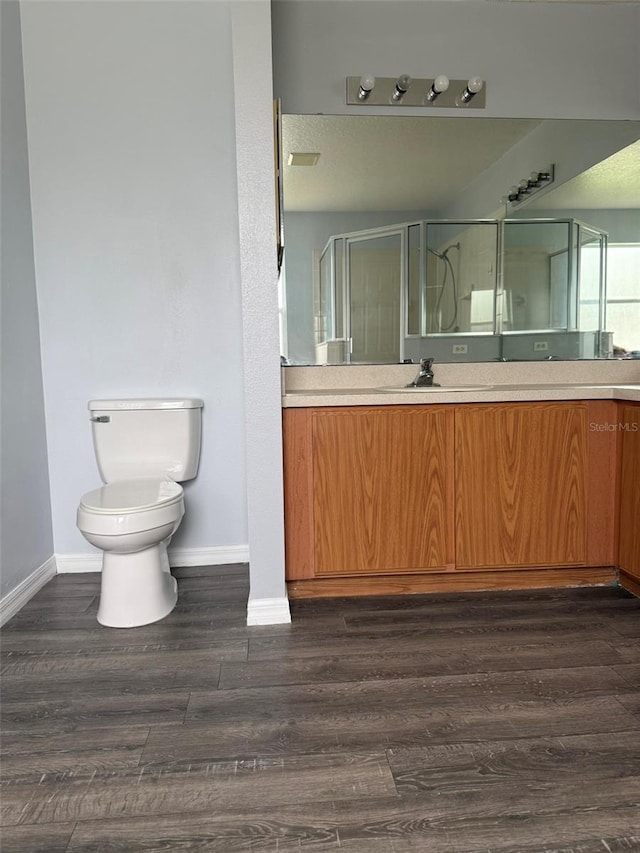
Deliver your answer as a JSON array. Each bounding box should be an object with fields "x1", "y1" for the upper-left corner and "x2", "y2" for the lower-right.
[{"x1": 378, "y1": 384, "x2": 493, "y2": 393}]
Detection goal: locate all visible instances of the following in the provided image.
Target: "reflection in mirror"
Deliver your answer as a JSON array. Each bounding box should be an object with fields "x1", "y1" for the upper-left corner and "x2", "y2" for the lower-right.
[
  {"x1": 314, "y1": 217, "x2": 608, "y2": 365},
  {"x1": 280, "y1": 115, "x2": 640, "y2": 365},
  {"x1": 425, "y1": 221, "x2": 498, "y2": 336},
  {"x1": 407, "y1": 224, "x2": 420, "y2": 336},
  {"x1": 503, "y1": 220, "x2": 573, "y2": 333},
  {"x1": 349, "y1": 231, "x2": 402, "y2": 363}
]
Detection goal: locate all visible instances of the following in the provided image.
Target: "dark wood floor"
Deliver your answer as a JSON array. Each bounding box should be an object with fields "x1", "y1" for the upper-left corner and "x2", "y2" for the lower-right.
[{"x1": 1, "y1": 566, "x2": 639, "y2": 852}]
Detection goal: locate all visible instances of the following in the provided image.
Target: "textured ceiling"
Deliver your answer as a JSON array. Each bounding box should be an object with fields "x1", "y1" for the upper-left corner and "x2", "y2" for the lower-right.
[
  {"x1": 527, "y1": 139, "x2": 640, "y2": 211},
  {"x1": 282, "y1": 115, "x2": 640, "y2": 214},
  {"x1": 282, "y1": 115, "x2": 541, "y2": 212}
]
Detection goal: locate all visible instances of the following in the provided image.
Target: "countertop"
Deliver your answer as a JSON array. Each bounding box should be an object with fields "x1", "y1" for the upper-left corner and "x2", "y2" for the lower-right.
[{"x1": 282, "y1": 383, "x2": 640, "y2": 408}]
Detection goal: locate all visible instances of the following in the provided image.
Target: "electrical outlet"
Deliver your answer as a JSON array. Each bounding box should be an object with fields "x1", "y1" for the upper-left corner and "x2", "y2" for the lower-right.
[
  {"x1": 453, "y1": 344, "x2": 468, "y2": 354},
  {"x1": 534, "y1": 341, "x2": 549, "y2": 352}
]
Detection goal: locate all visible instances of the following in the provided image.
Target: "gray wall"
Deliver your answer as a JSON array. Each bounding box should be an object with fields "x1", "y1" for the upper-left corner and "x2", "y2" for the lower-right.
[
  {"x1": 232, "y1": 0, "x2": 288, "y2": 613},
  {"x1": 5, "y1": 0, "x2": 286, "y2": 617},
  {"x1": 523, "y1": 210, "x2": 640, "y2": 244},
  {"x1": 0, "y1": 2, "x2": 54, "y2": 596},
  {"x1": 272, "y1": 1, "x2": 640, "y2": 120},
  {"x1": 20, "y1": 1, "x2": 249, "y2": 559}
]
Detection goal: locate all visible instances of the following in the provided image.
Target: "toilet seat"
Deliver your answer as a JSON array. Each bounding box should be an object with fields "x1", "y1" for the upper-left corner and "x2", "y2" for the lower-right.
[
  {"x1": 77, "y1": 478, "x2": 184, "y2": 537},
  {"x1": 80, "y1": 478, "x2": 183, "y2": 514}
]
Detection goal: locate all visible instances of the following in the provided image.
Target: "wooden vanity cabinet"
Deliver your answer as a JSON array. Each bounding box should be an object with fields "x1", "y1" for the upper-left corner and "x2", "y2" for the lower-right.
[
  {"x1": 283, "y1": 406, "x2": 454, "y2": 583},
  {"x1": 283, "y1": 399, "x2": 619, "y2": 596},
  {"x1": 619, "y1": 403, "x2": 640, "y2": 595}
]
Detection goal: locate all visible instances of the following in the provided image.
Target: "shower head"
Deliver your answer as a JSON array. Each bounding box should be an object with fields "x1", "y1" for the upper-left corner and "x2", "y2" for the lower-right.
[
  {"x1": 429, "y1": 242, "x2": 460, "y2": 261},
  {"x1": 442, "y1": 242, "x2": 461, "y2": 257}
]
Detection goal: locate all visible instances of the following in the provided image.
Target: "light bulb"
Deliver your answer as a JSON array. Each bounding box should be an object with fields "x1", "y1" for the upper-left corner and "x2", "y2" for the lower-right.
[
  {"x1": 459, "y1": 76, "x2": 484, "y2": 103},
  {"x1": 392, "y1": 74, "x2": 412, "y2": 101},
  {"x1": 358, "y1": 74, "x2": 376, "y2": 100},
  {"x1": 467, "y1": 76, "x2": 484, "y2": 94},
  {"x1": 426, "y1": 74, "x2": 450, "y2": 102}
]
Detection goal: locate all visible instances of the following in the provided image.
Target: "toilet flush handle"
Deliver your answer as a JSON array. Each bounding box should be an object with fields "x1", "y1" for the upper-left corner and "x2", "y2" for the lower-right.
[{"x1": 90, "y1": 415, "x2": 110, "y2": 423}]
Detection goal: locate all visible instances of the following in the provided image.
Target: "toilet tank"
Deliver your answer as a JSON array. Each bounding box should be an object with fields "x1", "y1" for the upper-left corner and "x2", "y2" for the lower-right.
[{"x1": 88, "y1": 398, "x2": 203, "y2": 484}]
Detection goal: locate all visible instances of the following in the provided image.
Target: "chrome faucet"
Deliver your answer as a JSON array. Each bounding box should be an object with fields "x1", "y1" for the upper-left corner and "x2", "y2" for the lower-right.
[{"x1": 406, "y1": 357, "x2": 440, "y2": 387}]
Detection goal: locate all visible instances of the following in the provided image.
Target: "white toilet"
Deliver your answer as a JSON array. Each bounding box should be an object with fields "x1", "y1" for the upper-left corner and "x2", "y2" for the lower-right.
[{"x1": 76, "y1": 398, "x2": 203, "y2": 628}]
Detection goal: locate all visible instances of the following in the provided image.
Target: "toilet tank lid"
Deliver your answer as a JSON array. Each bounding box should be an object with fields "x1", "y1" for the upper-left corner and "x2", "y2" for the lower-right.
[{"x1": 88, "y1": 398, "x2": 204, "y2": 411}]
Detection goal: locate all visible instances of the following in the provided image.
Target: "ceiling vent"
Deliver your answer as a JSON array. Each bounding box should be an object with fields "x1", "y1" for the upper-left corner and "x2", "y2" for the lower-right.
[{"x1": 288, "y1": 152, "x2": 321, "y2": 167}]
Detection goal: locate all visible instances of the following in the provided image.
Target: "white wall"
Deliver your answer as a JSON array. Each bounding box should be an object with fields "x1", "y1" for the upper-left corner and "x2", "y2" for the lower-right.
[
  {"x1": 272, "y1": 1, "x2": 640, "y2": 120},
  {"x1": 231, "y1": 1, "x2": 289, "y2": 621},
  {"x1": 20, "y1": 1, "x2": 249, "y2": 560},
  {"x1": 0, "y1": 1, "x2": 54, "y2": 598}
]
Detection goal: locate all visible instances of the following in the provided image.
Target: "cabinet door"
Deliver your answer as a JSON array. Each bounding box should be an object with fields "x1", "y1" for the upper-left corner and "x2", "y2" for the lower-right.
[
  {"x1": 619, "y1": 404, "x2": 640, "y2": 585},
  {"x1": 283, "y1": 408, "x2": 315, "y2": 581},
  {"x1": 455, "y1": 403, "x2": 587, "y2": 569},
  {"x1": 312, "y1": 406, "x2": 453, "y2": 576}
]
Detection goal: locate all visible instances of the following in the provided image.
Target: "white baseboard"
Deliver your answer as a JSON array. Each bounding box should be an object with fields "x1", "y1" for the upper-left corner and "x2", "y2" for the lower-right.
[
  {"x1": 55, "y1": 553, "x2": 102, "y2": 573},
  {"x1": 1, "y1": 551, "x2": 288, "y2": 628},
  {"x1": 246, "y1": 596, "x2": 291, "y2": 626},
  {"x1": 169, "y1": 545, "x2": 249, "y2": 567},
  {"x1": 0, "y1": 555, "x2": 57, "y2": 627},
  {"x1": 55, "y1": 545, "x2": 249, "y2": 574}
]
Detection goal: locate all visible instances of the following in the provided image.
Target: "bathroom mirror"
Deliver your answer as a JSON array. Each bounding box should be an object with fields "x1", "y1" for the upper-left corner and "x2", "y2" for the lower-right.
[{"x1": 280, "y1": 115, "x2": 640, "y2": 365}]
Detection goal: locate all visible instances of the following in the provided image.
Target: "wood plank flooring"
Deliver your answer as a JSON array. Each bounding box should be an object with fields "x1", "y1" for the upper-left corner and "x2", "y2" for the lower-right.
[{"x1": 1, "y1": 565, "x2": 639, "y2": 852}]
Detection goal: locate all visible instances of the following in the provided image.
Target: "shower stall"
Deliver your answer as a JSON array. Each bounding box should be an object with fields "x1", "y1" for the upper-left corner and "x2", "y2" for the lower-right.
[{"x1": 314, "y1": 218, "x2": 608, "y2": 364}]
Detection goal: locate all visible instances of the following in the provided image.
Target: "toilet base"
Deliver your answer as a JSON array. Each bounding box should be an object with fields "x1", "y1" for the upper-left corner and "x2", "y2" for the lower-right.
[{"x1": 97, "y1": 539, "x2": 178, "y2": 628}]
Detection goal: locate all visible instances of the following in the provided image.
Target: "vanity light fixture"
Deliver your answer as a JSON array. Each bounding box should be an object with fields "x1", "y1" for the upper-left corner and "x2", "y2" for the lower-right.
[
  {"x1": 392, "y1": 74, "x2": 412, "y2": 102},
  {"x1": 426, "y1": 75, "x2": 450, "y2": 102},
  {"x1": 504, "y1": 166, "x2": 555, "y2": 206},
  {"x1": 458, "y1": 76, "x2": 484, "y2": 104},
  {"x1": 528, "y1": 169, "x2": 552, "y2": 188},
  {"x1": 358, "y1": 74, "x2": 376, "y2": 101},
  {"x1": 346, "y1": 75, "x2": 486, "y2": 108}
]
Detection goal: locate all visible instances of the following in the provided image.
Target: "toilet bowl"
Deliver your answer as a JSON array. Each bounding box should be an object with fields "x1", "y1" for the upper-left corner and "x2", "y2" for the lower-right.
[
  {"x1": 77, "y1": 478, "x2": 185, "y2": 628},
  {"x1": 76, "y1": 397, "x2": 203, "y2": 629}
]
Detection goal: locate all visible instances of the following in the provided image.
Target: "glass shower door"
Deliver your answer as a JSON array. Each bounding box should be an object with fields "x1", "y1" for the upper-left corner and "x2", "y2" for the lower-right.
[{"x1": 347, "y1": 231, "x2": 403, "y2": 363}]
